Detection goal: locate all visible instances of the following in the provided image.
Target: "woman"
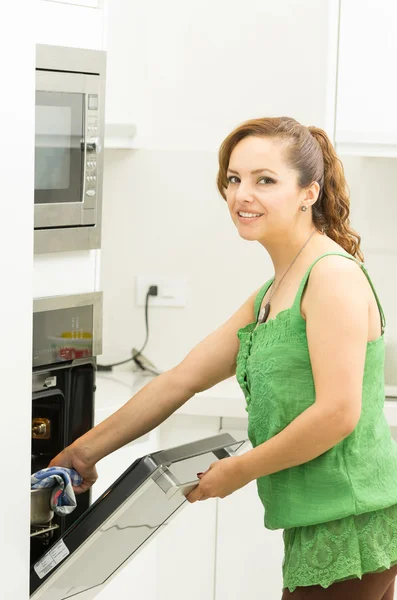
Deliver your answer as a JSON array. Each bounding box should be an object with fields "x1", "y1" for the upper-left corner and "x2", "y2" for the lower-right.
[{"x1": 50, "y1": 117, "x2": 397, "y2": 599}]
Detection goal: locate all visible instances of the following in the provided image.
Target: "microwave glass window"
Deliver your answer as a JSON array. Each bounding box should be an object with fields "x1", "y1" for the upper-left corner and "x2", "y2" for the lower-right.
[
  {"x1": 35, "y1": 91, "x2": 84, "y2": 205},
  {"x1": 35, "y1": 105, "x2": 71, "y2": 190}
]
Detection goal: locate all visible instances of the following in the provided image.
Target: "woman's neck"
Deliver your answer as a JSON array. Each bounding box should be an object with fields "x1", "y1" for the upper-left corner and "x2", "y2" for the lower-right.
[{"x1": 263, "y1": 227, "x2": 321, "y2": 280}]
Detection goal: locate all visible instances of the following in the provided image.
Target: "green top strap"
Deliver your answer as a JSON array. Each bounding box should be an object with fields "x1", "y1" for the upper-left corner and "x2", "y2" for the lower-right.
[{"x1": 291, "y1": 252, "x2": 386, "y2": 332}]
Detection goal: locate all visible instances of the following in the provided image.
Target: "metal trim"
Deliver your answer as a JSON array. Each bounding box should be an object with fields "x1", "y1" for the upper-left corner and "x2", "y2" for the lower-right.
[
  {"x1": 36, "y1": 44, "x2": 106, "y2": 76},
  {"x1": 33, "y1": 225, "x2": 101, "y2": 253}
]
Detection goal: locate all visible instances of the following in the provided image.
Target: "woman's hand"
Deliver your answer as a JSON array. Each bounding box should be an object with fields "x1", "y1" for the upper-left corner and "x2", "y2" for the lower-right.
[
  {"x1": 48, "y1": 444, "x2": 98, "y2": 494},
  {"x1": 186, "y1": 456, "x2": 252, "y2": 503}
]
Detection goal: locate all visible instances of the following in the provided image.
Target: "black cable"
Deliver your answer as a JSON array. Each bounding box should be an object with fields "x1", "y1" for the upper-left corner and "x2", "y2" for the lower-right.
[{"x1": 97, "y1": 285, "x2": 160, "y2": 373}]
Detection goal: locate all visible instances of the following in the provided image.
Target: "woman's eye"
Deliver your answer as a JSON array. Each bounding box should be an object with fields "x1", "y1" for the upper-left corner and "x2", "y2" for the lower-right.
[
  {"x1": 227, "y1": 175, "x2": 240, "y2": 184},
  {"x1": 258, "y1": 177, "x2": 275, "y2": 185}
]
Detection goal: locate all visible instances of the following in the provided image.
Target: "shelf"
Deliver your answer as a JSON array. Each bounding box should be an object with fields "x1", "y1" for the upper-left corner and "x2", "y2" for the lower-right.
[
  {"x1": 336, "y1": 131, "x2": 397, "y2": 158},
  {"x1": 104, "y1": 123, "x2": 137, "y2": 149}
]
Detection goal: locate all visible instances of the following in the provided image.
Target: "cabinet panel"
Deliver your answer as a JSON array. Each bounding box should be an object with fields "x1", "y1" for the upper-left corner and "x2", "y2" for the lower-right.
[
  {"x1": 156, "y1": 414, "x2": 221, "y2": 600},
  {"x1": 215, "y1": 425, "x2": 284, "y2": 599},
  {"x1": 36, "y1": 1, "x2": 104, "y2": 50},
  {"x1": 336, "y1": 0, "x2": 397, "y2": 145},
  {"x1": 105, "y1": 0, "x2": 337, "y2": 150}
]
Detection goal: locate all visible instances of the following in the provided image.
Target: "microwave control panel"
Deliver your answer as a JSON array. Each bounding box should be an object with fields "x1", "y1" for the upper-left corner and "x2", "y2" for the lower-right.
[{"x1": 86, "y1": 93, "x2": 99, "y2": 198}]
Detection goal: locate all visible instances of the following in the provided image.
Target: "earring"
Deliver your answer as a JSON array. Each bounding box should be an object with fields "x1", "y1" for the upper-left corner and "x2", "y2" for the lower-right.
[{"x1": 301, "y1": 206, "x2": 308, "y2": 212}]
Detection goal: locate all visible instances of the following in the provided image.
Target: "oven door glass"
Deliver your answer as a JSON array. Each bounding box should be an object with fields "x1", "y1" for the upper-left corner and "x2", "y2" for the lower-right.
[
  {"x1": 35, "y1": 90, "x2": 84, "y2": 206},
  {"x1": 30, "y1": 434, "x2": 246, "y2": 600}
]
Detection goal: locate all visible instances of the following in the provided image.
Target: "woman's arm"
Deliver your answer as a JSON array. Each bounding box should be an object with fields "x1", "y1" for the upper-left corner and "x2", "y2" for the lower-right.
[
  {"x1": 188, "y1": 257, "x2": 371, "y2": 502},
  {"x1": 49, "y1": 288, "x2": 258, "y2": 491}
]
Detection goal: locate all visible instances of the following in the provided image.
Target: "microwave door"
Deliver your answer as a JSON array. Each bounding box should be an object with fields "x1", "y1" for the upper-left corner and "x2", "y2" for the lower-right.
[
  {"x1": 30, "y1": 434, "x2": 246, "y2": 600},
  {"x1": 34, "y1": 71, "x2": 100, "y2": 229}
]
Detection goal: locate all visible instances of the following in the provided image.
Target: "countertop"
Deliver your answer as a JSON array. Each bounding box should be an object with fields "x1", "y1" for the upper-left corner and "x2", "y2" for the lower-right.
[
  {"x1": 95, "y1": 370, "x2": 247, "y2": 420},
  {"x1": 95, "y1": 368, "x2": 397, "y2": 425}
]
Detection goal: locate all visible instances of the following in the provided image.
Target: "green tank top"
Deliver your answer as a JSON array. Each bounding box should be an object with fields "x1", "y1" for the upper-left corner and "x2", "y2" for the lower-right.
[{"x1": 236, "y1": 252, "x2": 397, "y2": 530}]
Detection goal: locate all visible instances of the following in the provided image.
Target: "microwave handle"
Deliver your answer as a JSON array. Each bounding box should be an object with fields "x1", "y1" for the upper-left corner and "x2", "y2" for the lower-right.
[{"x1": 86, "y1": 137, "x2": 102, "y2": 154}]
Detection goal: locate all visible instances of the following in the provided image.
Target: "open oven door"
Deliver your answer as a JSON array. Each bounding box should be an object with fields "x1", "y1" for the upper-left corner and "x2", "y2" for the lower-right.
[{"x1": 30, "y1": 433, "x2": 246, "y2": 599}]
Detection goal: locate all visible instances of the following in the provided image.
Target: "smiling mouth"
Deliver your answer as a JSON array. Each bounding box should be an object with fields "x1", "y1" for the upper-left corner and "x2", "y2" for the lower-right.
[{"x1": 237, "y1": 211, "x2": 264, "y2": 219}]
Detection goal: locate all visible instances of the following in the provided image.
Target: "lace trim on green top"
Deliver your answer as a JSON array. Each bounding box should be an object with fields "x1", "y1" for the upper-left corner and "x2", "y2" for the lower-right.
[{"x1": 283, "y1": 503, "x2": 397, "y2": 592}]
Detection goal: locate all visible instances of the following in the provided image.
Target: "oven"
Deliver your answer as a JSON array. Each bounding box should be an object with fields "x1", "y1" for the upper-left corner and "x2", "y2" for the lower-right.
[
  {"x1": 34, "y1": 44, "x2": 106, "y2": 254},
  {"x1": 31, "y1": 292, "x2": 102, "y2": 568},
  {"x1": 30, "y1": 293, "x2": 246, "y2": 599}
]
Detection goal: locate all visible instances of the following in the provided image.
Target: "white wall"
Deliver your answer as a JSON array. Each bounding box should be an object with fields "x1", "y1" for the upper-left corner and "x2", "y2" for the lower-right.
[
  {"x1": 342, "y1": 156, "x2": 397, "y2": 384},
  {"x1": 0, "y1": 2, "x2": 35, "y2": 598},
  {"x1": 100, "y1": 148, "x2": 270, "y2": 370},
  {"x1": 101, "y1": 152, "x2": 397, "y2": 378},
  {"x1": 99, "y1": 1, "x2": 338, "y2": 370}
]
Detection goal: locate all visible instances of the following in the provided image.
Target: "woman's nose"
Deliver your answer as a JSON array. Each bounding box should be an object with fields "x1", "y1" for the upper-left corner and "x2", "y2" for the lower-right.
[{"x1": 235, "y1": 182, "x2": 255, "y2": 203}]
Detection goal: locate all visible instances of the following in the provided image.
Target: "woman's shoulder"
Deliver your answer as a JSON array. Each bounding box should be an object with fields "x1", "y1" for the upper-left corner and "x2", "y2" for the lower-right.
[
  {"x1": 302, "y1": 238, "x2": 361, "y2": 278},
  {"x1": 309, "y1": 251, "x2": 361, "y2": 275},
  {"x1": 302, "y1": 250, "x2": 368, "y2": 310}
]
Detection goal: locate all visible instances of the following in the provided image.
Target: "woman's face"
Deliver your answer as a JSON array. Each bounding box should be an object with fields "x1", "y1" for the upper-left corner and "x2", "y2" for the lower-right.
[{"x1": 225, "y1": 135, "x2": 309, "y2": 243}]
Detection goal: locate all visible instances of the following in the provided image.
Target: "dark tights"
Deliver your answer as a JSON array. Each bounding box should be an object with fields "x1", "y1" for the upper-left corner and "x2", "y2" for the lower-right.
[{"x1": 282, "y1": 565, "x2": 397, "y2": 599}]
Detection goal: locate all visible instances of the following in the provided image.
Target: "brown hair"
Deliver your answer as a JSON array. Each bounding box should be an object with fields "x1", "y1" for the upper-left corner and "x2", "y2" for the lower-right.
[{"x1": 217, "y1": 116, "x2": 363, "y2": 262}]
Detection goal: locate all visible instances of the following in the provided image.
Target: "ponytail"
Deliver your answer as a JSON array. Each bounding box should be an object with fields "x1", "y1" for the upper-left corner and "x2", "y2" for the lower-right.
[{"x1": 308, "y1": 126, "x2": 363, "y2": 262}]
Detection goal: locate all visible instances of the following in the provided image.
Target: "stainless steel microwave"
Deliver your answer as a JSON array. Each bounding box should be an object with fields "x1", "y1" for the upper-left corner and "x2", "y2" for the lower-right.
[{"x1": 35, "y1": 44, "x2": 106, "y2": 254}]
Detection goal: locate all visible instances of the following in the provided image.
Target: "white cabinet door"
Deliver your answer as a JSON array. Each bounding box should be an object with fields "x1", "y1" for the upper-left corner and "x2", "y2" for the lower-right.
[
  {"x1": 156, "y1": 414, "x2": 222, "y2": 600},
  {"x1": 336, "y1": 0, "x2": 397, "y2": 147},
  {"x1": 36, "y1": 0, "x2": 105, "y2": 49},
  {"x1": 215, "y1": 422, "x2": 284, "y2": 600},
  {"x1": 105, "y1": 0, "x2": 338, "y2": 149},
  {"x1": 104, "y1": 0, "x2": 147, "y2": 137}
]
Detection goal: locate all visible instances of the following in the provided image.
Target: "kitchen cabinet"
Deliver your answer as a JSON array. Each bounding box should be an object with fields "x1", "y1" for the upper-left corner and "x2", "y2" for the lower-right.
[
  {"x1": 156, "y1": 415, "x2": 284, "y2": 600},
  {"x1": 103, "y1": 0, "x2": 143, "y2": 147},
  {"x1": 215, "y1": 420, "x2": 284, "y2": 599},
  {"x1": 105, "y1": 0, "x2": 339, "y2": 150},
  {"x1": 155, "y1": 414, "x2": 222, "y2": 600},
  {"x1": 336, "y1": 0, "x2": 397, "y2": 156},
  {"x1": 36, "y1": 0, "x2": 105, "y2": 50}
]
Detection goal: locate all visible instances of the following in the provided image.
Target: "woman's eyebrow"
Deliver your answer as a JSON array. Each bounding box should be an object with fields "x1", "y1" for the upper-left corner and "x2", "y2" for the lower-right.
[{"x1": 227, "y1": 168, "x2": 278, "y2": 176}]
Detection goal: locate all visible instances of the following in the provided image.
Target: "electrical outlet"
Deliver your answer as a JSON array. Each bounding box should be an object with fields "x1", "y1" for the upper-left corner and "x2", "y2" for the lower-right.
[{"x1": 135, "y1": 275, "x2": 188, "y2": 307}]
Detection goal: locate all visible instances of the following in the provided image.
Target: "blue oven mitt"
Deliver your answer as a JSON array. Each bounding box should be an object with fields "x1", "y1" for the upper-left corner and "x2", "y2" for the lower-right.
[{"x1": 31, "y1": 467, "x2": 83, "y2": 516}]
